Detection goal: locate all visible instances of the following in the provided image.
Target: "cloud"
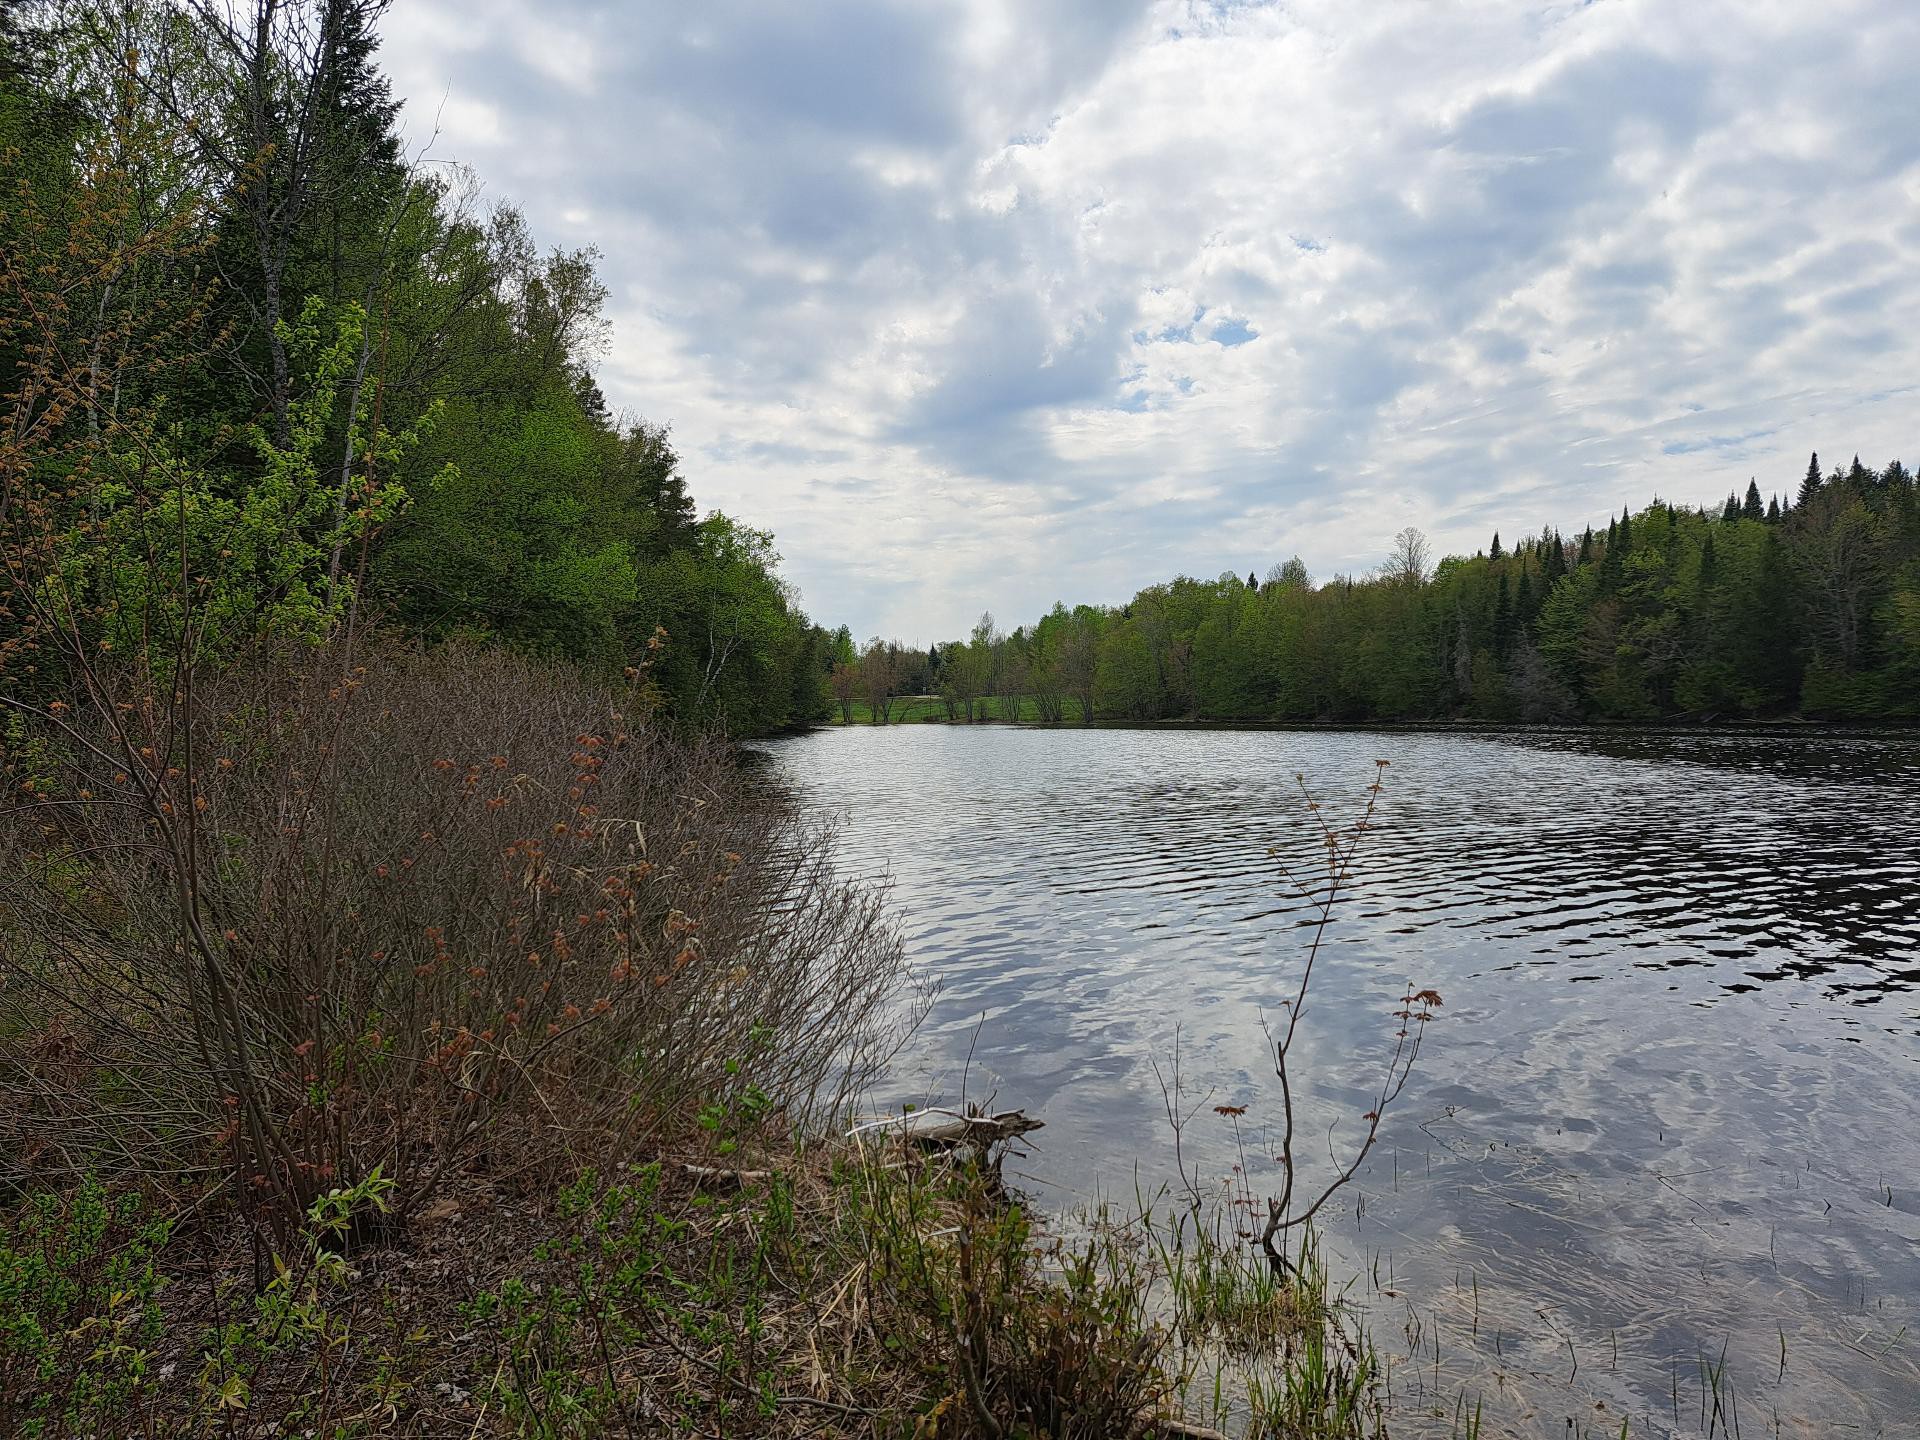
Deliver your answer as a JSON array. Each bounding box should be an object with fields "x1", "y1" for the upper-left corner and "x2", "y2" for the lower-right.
[{"x1": 380, "y1": 0, "x2": 1920, "y2": 641}]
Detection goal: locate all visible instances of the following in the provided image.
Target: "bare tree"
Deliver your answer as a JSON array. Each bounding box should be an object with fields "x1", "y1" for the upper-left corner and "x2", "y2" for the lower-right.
[
  {"x1": 945, "y1": 613, "x2": 996, "y2": 723},
  {"x1": 830, "y1": 659, "x2": 859, "y2": 724},
  {"x1": 993, "y1": 628, "x2": 1028, "y2": 723},
  {"x1": 112, "y1": 0, "x2": 402, "y2": 449},
  {"x1": 1029, "y1": 636, "x2": 1066, "y2": 724},
  {"x1": 1384, "y1": 526, "x2": 1431, "y2": 586}
]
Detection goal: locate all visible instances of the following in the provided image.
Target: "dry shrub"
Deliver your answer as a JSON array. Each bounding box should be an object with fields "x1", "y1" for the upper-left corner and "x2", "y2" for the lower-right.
[{"x1": 0, "y1": 635, "x2": 911, "y2": 1238}]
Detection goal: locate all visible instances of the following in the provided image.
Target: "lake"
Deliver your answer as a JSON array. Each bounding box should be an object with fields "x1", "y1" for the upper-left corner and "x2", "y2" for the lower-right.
[{"x1": 756, "y1": 724, "x2": 1920, "y2": 1438}]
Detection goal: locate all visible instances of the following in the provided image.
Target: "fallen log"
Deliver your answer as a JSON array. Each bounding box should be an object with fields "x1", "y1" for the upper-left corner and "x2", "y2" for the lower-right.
[
  {"x1": 681, "y1": 1163, "x2": 772, "y2": 1187},
  {"x1": 1140, "y1": 1415, "x2": 1231, "y2": 1440},
  {"x1": 845, "y1": 1106, "x2": 1043, "y2": 1150}
]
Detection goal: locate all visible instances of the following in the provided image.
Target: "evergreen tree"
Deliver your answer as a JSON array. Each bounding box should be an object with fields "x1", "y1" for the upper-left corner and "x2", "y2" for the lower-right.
[
  {"x1": 1578, "y1": 527, "x2": 1593, "y2": 566},
  {"x1": 1722, "y1": 493, "x2": 1740, "y2": 523},
  {"x1": 0, "y1": 2, "x2": 39, "y2": 84},
  {"x1": 1799, "y1": 452, "x2": 1823, "y2": 507},
  {"x1": 308, "y1": 0, "x2": 407, "y2": 301},
  {"x1": 1766, "y1": 494, "x2": 1781, "y2": 523},
  {"x1": 1742, "y1": 479, "x2": 1764, "y2": 520},
  {"x1": 1541, "y1": 530, "x2": 1567, "y2": 586},
  {"x1": 1489, "y1": 531, "x2": 1503, "y2": 560},
  {"x1": 617, "y1": 422, "x2": 697, "y2": 555},
  {"x1": 1492, "y1": 572, "x2": 1514, "y2": 661}
]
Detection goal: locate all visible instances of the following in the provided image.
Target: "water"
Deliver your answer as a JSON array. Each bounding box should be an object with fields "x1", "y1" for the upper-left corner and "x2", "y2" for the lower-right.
[{"x1": 755, "y1": 725, "x2": 1920, "y2": 1437}]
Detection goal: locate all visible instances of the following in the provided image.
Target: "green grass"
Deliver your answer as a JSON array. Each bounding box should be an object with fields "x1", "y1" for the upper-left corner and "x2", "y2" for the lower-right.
[{"x1": 0, "y1": 1148, "x2": 1385, "y2": 1438}]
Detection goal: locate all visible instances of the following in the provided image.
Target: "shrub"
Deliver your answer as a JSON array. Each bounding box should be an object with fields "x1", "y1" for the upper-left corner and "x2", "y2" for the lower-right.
[{"x1": 0, "y1": 634, "x2": 911, "y2": 1244}]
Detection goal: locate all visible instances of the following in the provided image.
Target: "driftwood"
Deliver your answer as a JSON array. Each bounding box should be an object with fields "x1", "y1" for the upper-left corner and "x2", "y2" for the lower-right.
[
  {"x1": 1139, "y1": 1416, "x2": 1231, "y2": 1440},
  {"x1": 680, "y1": 1163, "x2": 771, "y2": 1188},
  {"x1": 680, "y1": 1109, "x2": 1039, "y2": 1192},
  {"x1": 845, "y1": 1106, "x2": 1044, "y2": 1151}
]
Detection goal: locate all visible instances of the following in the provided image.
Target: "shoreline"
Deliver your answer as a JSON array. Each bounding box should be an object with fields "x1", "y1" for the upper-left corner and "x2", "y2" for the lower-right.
[{"x1": 798, "y1": 712, "x2": 1920, "y2": 736}]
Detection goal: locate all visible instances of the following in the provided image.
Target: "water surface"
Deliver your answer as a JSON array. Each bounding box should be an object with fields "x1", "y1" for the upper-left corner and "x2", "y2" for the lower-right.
[{"x1": 758, "y1": 725, "x2": 1920, "y2": 1437}]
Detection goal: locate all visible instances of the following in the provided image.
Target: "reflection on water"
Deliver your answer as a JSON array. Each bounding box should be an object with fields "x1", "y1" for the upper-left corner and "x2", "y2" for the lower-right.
[{"x1": 756, "y1": 725, "x2": 1920, "y2": 1437}]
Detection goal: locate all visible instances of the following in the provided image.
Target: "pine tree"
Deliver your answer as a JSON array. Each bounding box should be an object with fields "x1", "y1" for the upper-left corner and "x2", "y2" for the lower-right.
[
  {"x1": 1492, "y1": 572, "x2": 1513, "y2": 661},
  {"x1": 1742, "y1": 479, "x2": 1764, "y2": 521},
  {"x1": 1489, "y1": 531, "x2": 1503, "y2": 561},
  {"x1": 0, "y1": 0, "x2": 57, "y2": 89},
  {"x1": 1617, "y1": 506, "x2": 1634, "y2": 554},
  {"x1": 620, "y1": 423, "x2": 697, "y2": 553},
  {"x1": 1599, "y1": 515, "x2": 1625, "y2": 588},
  {"x1": 1690, "y1": 529, "x2": 1722, "y2": 695},
  {"x1": 1766, "y1": 494, "x2": 1781, "y2": 524},
  {"x1": 0, "y1": 5, "x2": 28, "y2": 84},
  {"x1": 1541, "y1": 530, "x2": 1567, "y2": 586},
  {"x1": 1515, "y1": 566, "x2": 1534, "y2": 633},
  {"x1": 1799, "y1": 452, "x2": 1823, "y2": 508},
  {"x1": 1722, "y1": 493, "x2": 1740, "y2": 523},
  {"x1": 1578, "y1": 527, "x2": 1593, "y2": 565}
]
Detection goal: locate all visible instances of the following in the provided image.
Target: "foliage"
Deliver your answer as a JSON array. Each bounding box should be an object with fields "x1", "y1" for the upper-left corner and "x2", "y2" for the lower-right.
[
  {"x1": 0, "y1": 0, "x2": 828, "y2": 736},
  {"x1": 847, "y1": 465, "x2": 1919, "y2": 725},
  {"x1": 0, "y1": 1177, "x2": 169, "y2": 1438}
]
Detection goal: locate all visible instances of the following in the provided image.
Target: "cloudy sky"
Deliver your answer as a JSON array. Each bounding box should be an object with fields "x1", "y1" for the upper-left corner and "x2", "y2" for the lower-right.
[{"x1": 380, "y1": 0, "x2": 1920, "y2": 642}]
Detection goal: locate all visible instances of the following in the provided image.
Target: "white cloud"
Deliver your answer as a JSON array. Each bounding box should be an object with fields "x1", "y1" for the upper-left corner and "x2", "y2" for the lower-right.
[{"x1": 382, "y1": 0, "x2": 1920, "y2": 641}]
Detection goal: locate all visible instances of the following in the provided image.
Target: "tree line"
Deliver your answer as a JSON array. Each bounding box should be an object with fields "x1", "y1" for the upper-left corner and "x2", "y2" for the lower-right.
[
  {"x1": 837, "y1": 456, "x2": 1919, "y2": 724},
  {"x1": 0, "y1": 0, "x2": 831, "y2": 734}
]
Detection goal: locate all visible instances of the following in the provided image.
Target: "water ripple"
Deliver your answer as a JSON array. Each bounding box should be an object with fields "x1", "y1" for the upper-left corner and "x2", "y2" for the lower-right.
[{"x1": 758, "y1": 725, "x2": 1920, "y2": 1435}]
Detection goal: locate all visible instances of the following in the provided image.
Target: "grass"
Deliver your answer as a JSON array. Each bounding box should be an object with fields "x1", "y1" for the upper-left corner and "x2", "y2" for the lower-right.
[
  {"x1": 0, "y1": 1130, "x2": 1386, "y2": 1437},
  {"x1": 1132, "y1": 1198, "x2": 1381, "y2": 1439}
]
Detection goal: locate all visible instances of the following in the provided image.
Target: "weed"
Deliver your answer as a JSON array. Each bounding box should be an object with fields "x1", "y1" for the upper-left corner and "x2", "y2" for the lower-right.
[{"x1": 0, "y1": 1177, "x2": 169, "y2": 1438}]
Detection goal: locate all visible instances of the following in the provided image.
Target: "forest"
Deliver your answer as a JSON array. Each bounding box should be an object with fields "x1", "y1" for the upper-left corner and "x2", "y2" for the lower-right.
[
  {"x1": 843, "y1": 458, "x2": 1920, "y2": 725},
  {"x1": 10, "y1": 0, "x2": 1911, "y2": 741},
  {"x1": 2, "y1": 4, "x2": 1914, "y2": 1436},
  {"x1": 0, "y1": 0, "x2": 830, "y2": 736}
]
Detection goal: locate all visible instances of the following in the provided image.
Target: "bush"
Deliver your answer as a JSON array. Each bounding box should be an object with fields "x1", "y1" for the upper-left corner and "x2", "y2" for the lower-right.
[{"x1": 0, "y1": 635, "x2": 911, "y2": 1243}]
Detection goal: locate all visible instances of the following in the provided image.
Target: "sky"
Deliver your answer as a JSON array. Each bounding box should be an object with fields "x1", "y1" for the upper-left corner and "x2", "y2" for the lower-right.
[{"x1": 379, "y1": 0, "x2": 1920, "y2": 644}]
